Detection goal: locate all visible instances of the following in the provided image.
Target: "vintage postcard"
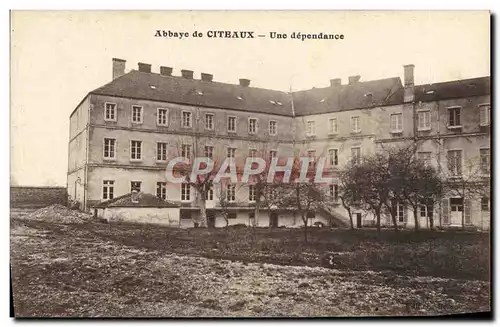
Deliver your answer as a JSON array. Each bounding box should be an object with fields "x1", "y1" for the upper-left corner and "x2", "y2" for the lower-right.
[{"x1": 10, "y1": 10, "x2": 491, "y2": 318}]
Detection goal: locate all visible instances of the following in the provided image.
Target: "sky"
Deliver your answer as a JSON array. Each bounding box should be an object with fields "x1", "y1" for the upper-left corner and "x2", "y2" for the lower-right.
[{"x1": 10, "y1": 11, "x2": 490, "y2": 187}]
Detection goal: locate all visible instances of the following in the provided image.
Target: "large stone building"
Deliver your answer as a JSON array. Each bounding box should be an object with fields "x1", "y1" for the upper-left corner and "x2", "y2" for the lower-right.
[{"x1": 67, "y1": 58, "x2": 490, "y2": 229}]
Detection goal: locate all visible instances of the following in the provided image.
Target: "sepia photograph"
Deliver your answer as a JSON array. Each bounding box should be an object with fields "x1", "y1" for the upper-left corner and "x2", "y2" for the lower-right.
[{"x1": 10, "y1": 10, "x2": 491, "y2": 317}]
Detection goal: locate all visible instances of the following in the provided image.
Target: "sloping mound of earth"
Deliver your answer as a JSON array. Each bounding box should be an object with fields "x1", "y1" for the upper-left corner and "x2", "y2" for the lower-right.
[{"x1": 21, "y1": 204, "x2": 92, "y2": 224}]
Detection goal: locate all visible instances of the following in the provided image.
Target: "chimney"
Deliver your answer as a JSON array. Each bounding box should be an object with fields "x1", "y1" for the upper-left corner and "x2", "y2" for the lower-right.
[
  {"x1": 239, "y1": 78, "x2": 251, "y2": 87},
  {"x1": 112, "y1": 58, "x2": 126, "y2": 80},
  {"x1": 403, "y1": 64, "x2": 415, "y2": 103},
  {"x1": 181, "y1": 69, "x2": 194, "y2": 79},
  {"x1": 131, "y1": 190, "x2": 139, "y2": 203},
  {"x1": 160, "y1": 66, "x2": 173, "y2": 76},
  {"x1": 138, "y1": 62, "x2": 151, "y2": 73},
  {"x1": 330, "y1": 78, "x2": 341, "y2": 87},
  {"x1": 201, "y1": 73, "x2": 213, "y2": 82},
  {"x1": 348, "y1": 75, "x2": 361, "y2": 85}
]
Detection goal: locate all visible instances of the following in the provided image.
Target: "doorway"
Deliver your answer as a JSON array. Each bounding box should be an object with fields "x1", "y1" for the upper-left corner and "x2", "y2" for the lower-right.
[
  {"x1": 270, "y1": 212, "x2": 278, "y2": 228},
  {"x1": 450, "y1": 198, "x2": 464, "y2": 226},
  {"x1": 356, "y1": 213, "x2": 362, "y2": 228},
  {"x1": 207, "y1": 212, "x2": 216, "y2": 228}
]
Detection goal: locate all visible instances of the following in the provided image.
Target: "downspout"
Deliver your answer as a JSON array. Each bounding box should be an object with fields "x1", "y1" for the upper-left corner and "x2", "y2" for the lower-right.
[{"x1": 84, "y1": 95, "x2": 91, "y2": 211}]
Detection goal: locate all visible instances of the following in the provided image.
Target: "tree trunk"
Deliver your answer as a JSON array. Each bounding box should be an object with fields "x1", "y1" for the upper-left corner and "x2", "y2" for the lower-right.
[
  {"x1": 303, "y1": 216, "x2": 308, "y2": 243},
  {"x1": 429, "y1": 214, "x2": 434, "y2": 230},
  {"x1": 413, "y1": 208, "x2": 419, "y2": 231},
  {"x1": 390, "y1": 212, "x2": 399, "y2": 232},
  {"x1": 199, "y1": 197, "x2": 208, "y2": 228},
  {"x1": 347, "y1": 208, "x2": 354, "y2": 229},
  {"x1": 375, "y1": 208, "x2": 381, "y2": 233}
]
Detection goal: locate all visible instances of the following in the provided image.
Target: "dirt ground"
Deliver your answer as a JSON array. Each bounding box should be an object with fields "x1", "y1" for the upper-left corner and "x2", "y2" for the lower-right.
[{"x1": 10, "y1": 213, "x2": 491, "y2": 317}]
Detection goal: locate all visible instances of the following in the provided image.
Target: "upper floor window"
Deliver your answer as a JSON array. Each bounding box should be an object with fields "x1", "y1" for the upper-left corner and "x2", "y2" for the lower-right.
[
  {"x1": 103, "y1": 138, "x2": 116, "y2": 159},
  {"x1": 329, "y1": 118, "x2": 338, "y2": 134},
  {"x1": 130, "y1": 140, "x2": 142, "y2": 160},
  {"x1": 157, "y1": 108, "x2": 169, "y2": 126},
  {"x1": 248, "y1": 185, "x2": 256, "y2": 202},
  {"x1": 448, "y1": 107, "x2": 462, "y2": 128},
  {"x1": 182, "y1": 111, "x2": 192, "y2": 128},
  {"x1": 390, "y1": 113, "x2": 402, "y2": 133},
  {"x1": 204, "y1": 145, "x2": 214, "y2": 159},
  {"x1": 447, "y1": 150, "x2": 462, "y2": 176},
  {"x1": 269, "y1": 150, "x2": 277, "y2": 159},
  {"x1": 248, "y1": 118, "x2": 258, "y2": 134},
  {"x1": 131, "y1": 106, "x2": 143, "y2": 123},
  {"x1": 307, "y1": 150, "x2": 316, "y2": 163},
  {"x1": 181, "y1": 183, "x2": 191, "y2": 201},
  {"x1": 157, "y1": 142, "x2": 167, "y2": 161},
  {"x1": 329, "y1": 148, "x2": 338, "y2": 167},
  {"x1": 227, "y1": 147, "x2": 236, "y2": 159},
  {"x1": 481, "y1": 197, "x2": 490, "y2": 211},
  {"x1": 156, "y1": 182, "x2": 167, "y2": 200},
  {"x1": 227, "y1": 116, "x2": 236, "y2": 132},
  {"x1": 480, "y1": 148, "x2": 490, "y2": 174},
  {"x1": 205, "y1": 113, "x2": 214, "y2": 130},
  {"x1": 351, "y1": 147, "x2": 361, "y2": 164},
  {"x1": 226, "y1": 184, "x2": 236, "y2": 202},
  {"x1": 207, "y1": 186, "x2": 214, "y2": 201},
  {"x1": 479, "y1": 104, "x2": 490, "y2": 126},
  {"x1": 182, "y1": 144, "x2": 191, "y2": 161},
  {"x1": 351, "y1": 116, "x2": 361, "y2": 133},
  {"x1": 417, "y1": 110, "x2": 431, "y2": 131},
  {"x1": 249, "y1": 149, "x2": 257, "y2": 158},
  {"x1": 104, "y1": 103, "x2": 117, "y2": 121},
  {"x1": 329, "y1": 184, "x2": 339, "y2": 202},
  {"x1": 306, "y1": 121, "x2": 316, "y2": 136},
  {"x1": 269, "y1": 120, "x2": 277, "y2": 136},
  {"x1": 102, "y1": 180, "x2": 114, "y2": 200}
]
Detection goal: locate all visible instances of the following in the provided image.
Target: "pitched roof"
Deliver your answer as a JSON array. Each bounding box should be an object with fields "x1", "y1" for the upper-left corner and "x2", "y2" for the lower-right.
[
  {"x1": 415, "y1": 76, "x2": 490, "y2": 102},
  {"x1": 91, "y1": 70, "x2": 293, "y2": 116},
  {"x1": 292, "y1": 77, "x2": 404, "y2": 115},
  {"x1": 93, "y1": 192, "x2": 180, "y2": 208}
]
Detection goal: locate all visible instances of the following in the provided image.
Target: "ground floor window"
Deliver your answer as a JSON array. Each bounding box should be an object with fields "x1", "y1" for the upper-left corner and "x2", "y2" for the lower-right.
[
  {"x1": 227, "y1": 212, "x2": 237, "y2": 219},
  {"x1": 450, "y1": 198, "x2": 464, "y2": 212},
  {"x1": 420, "y1": 199, "x2": 434, "y2": 218},
  {"x1": 156, "y1": 182, "x2": 166, "y2": 200},
  {"x1": 481, "y1": 197, "x2": 490, "y2": 211},
  {"x1": 102, "y1": 180, "x2": 114, "y2": 200},
  {"x1": 130, "y1": 181, "x2": 141, "y2": 193},
  {"x1": 391, "y1": 200, "x2": 405, "y2": 223},
  {"x1": 180, "y1": 211, "x2": 191, "y2": 220}
]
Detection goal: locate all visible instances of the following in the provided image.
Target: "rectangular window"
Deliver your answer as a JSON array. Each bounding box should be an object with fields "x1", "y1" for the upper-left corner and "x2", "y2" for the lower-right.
[
  {"x1": 269, "y1": 150, "x2": 277, "y2": 159},
  {"x1": 131, "y1": 106, "x2": 143, "y2": 123},
  {"x1": 249, "y1": 185, "x2": 256, "y2": 202},
  {"x1": 130, "y1": 140, "x2": 142, "y2": 160},
  {"x1": 417, "y1": 152, "x2": 431, "y2": 167},
  {"x1": 182, "y1": 144, "x2": 191, "y2": 160},
  {"x1": 481, "y1": 197, "x2": 490, "y2": 211},
  {"x1": 450, "y1": 198, "x2": 464, "y2": 212},
  {"x1": 351, "y1": 116, "x2": 360, "y2": 133},
  {"x1": 205, "y1": 113, "x2": 214, "y2": 130},
  {"x1": 329, "y1": 118, "x2": 338, "y2": 134},
  {"x1": 181, "y1": 183, "x2": 191, "y2": 201},
  {"x1": 227, "y1": 212, "x2": 237, "y2": 219},
  {"x1": 269, "y1": 120, "x2": 277, "y2": 136},
  {"x1": 390, "y1": 113, "x2": 403, "y2": 133},
  {"x1": 306, "y1": 121, "x2": 316, "y2": 136},
  {"x1": 103, "y1": 138, "x2": 116, "y2": 159},
  {"x1": 227, "y1": 147, "x2": 236, "y2": 159},
  {"x1": 329, "y1": 184, "x2": 339, "y2": 202},
  {"x1": 227, "y1": 116, "x2": 236, "y2": 132},
  {"x1": 157, "y1": 108, "x2": 168, "y2": 126},
  {"x1": 351, "y1": 147, "x2": 361, "y2": 164},
  {"x1": 418, "y1": 110, "x2": 431, "y2": 131},
  {"x1": 329, "y1": 149, "x2": 338, "y2": 167},
  {"x1": 102, "y1": 180, "x2": 114, "y2": 200},
  {"x1": 156, "y1": 182, "x2": 167, "y2": 200},
  {"x1": 392, "y1": 200, "x2": 405, "y2": 223},
  {"x1": 130, "y1": 181, "x2": 142, "y2": 193},
  {"x1": 480, "y1": 149, "x2": 490, "y2": 174},
  {"x1": 249, "y1": 149, "x2": 257, "y2": 158},
  {"x1": 479, "y1": 104, "x2": 490, "y2": 126},
  {"x1": 182, "y1": 111, "x2": 192, "y2": 128},
  {"x1": 419, "y1": 199, "x2": 434, "y2": 218},
  {"x1": 207, "y1": 186, "x2": 214, "y2": 201},
  {"x1": 204, "y1": 145, "x2": 214, "y2": 159},
  {"x1": 448, "y1": 107, "x2": 461, "y2": 127},
  {"x1": 104, "y1": 103, "x2": 117, "y2": 121},
  {"x1": 307, "y1": 150, "x2": 316, "y2": 163},
  {"x1": 249, "y1": 118, "x2": 258, "y2": 134},
  {"x1": 227, "y1": 184, "x2": 236, "y2": 202},
  {"x1": 447, "y1": 150, "x2": 462, "y2": 176},
  {"x1": 157, "y1": 142, "x2": 167, "y2": 161}
]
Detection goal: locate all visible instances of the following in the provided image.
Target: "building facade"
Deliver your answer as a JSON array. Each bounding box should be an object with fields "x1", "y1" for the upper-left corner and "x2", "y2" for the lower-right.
[{"x1": 67, "y1": 58, "x2": 490, "y2": 229}]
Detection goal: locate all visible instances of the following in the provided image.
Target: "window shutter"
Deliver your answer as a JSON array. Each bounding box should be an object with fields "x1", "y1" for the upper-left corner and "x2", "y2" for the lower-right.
[
  {"x1": 403, "y1": 206, "x2": 408, "y2": 223},
  {"x1": 442, "y1": 199, "x2": 449, "y2": 224},
  {"x1": 425, "y1": 112, "x2": 430, "y2": 128},
  {"x1": 464, "y1": 199, "x2": 471, "y2": 225}
]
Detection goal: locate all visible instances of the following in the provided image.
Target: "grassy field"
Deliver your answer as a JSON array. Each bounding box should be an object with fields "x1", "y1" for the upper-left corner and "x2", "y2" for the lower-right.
[{"x1": 10, "y1": 217, "x2": 491, "y2": 317}]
